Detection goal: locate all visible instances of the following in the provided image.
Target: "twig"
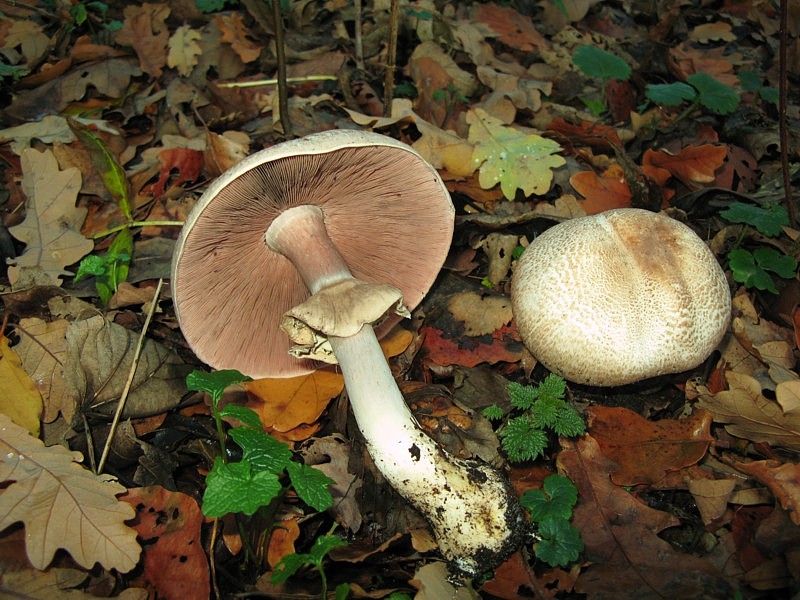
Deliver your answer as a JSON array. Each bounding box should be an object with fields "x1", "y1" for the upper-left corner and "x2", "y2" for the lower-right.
[
  {"x1": 216, "y1": 75, "x2": 337, "y2": 89},
  {"x1": 272, "y1": 0, "x2": 293, "y2": 139},
  {"x1": 92, "y1": 220, "x2": 183, "y2": 239},
  {"x1": 383, "y1": 0, "x2": 400, "y2": 117},
  {"x1": 97, "y1": 278, "x2": 164, "y2": 474},
  {"x1": 779, "y1": 0, "x2": 797, "y2": 228},
  {"x1": 354, "y1": 0, "x2": 364, "y2": 70}
]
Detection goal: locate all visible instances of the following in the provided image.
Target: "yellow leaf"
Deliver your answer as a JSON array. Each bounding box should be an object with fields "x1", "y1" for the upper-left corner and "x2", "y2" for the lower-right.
[
  {"x1": 168, "y1": 25, "x2": 202, "y2": 77},
  {"x1": 467, "y1": 108, "x2": 565, "y2": 199},
  {"x1": 245, "y1": 370, "x2": 344, "y2": 432},
  {"x1": 0, "y1": 335, "x2": 42, "y2": 436}
]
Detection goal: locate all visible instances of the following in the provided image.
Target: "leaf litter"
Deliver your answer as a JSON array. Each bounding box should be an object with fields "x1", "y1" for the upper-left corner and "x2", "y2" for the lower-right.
[{"x1": 0, "y1": 0, "x2": 797, "y2": 598}]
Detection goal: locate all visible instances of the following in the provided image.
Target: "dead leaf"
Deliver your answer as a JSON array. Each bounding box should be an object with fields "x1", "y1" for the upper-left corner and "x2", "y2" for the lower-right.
[
  {"x1": 167, "y1": 25, "x2": 202, "y2": 77},
  {"x1": 64, "y1": 315, "x2": 191, "y2": 420},
  {"x1": 731, "y1": 460, "x2": 800, "y2": 525},
  {"x1": 2, "y1": 19, "x2": 49, "y2": 63},
  {"x1": 216, "y1": 13, "x2": 263, "y2": 63},
  {"x1": 244, "y1": 370, "x2": 344, "y2": 432},
  {"x1": 420, "y1": 323, "x2": 524, "y2": 368},
  {"x1": 687, "y1": 477, "x2": 737, "y2": 525},
  {"x1": 447, "y1": 291, "x2": 513, "y2": 336},
  {"x1": 121, "y1": 486, "x2": 209, "y2": 599},
  {"x1": 15, "y1": 317, "x2": 71, "y2": 424},
  {"x1": 694, "y1": 371, "x2": 800, "y2": 451},
  {"x1": 0, "y1": 567, "x2": 147, "y2": 599},
  {"x1": 587, "y1": 406, "x2": 714, "y2": 486},
  {"x1": 0, "y1": 414, "x2": 141, "y2": 572},
  {"x1": 410, "y1": 561, "x2": 481, "y2": 599},
  {"x1": 570, "y1": 169, "x2": 633, "y2": 214},
  {"x1": 473, "y1": 3, "x2": 549, "y2": 51},
  {"x1": 559, "y1": 436, "x2": 733, "y2": 598},
  {"x1": 151, "y1": 148, "x2": 205, "y2": 197},
  {"x1": 690, "y1": 22, "x2": 738, "y2": 43},
  {"x1": 115, "y1": 3, "x2": 170, "y2": 77},
  {"x1": 0, "y1": 335, "x2": 43, "y2": 435},
  {"x1": 642, "y1": 144, "x2": 728, "y2": 185},
  {"x1": 7, "y1": 148, "x2": 93, "y2": 286},
  {"x1": 267, "y1": 518, "x2": 300, "y2": 568}
]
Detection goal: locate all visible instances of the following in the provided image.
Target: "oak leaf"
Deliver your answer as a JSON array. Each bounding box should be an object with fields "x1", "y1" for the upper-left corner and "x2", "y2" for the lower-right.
[
  {"x1": 168, "y1": 25, "x2": 202, "y2": 77},
  {"x1": 7, "y1": 148, "x2": 93, "y2": 286},
  {"x1": 2, "y1": 19, "x2": 50, "y2": 63},
  {"x1": 216, "y1": 13, "x2": 263, "y2": 63},
  {"x1": 643, "y1": 144, "x2": 728, "y2": 185},
  {"x1": 729, "y1": 460, "x2": 800, "y2": 525},
  {"x1": 0, "y1": 414, "x2": 141, "y2": 572},
  {"x1": 115, "y1": 3, "x2": 170, "y2": 77}
]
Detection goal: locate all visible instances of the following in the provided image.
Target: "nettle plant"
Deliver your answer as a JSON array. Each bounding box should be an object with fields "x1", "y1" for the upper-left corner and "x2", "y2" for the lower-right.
[
  {"x1": 720, "y1": 201, "x2": 798, "y2": 294},
  {"x1": 484, "y1": 374, "x2": 585, "y2": 567}
]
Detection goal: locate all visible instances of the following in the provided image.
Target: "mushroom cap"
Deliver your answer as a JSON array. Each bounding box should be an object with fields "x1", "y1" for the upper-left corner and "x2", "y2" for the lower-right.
[
  {"x1": 172, "y1": 130, "x2": 454, "y2": 378},
  {"x1": 510, "y1": 208, "x2": 731, "y2": 386}
]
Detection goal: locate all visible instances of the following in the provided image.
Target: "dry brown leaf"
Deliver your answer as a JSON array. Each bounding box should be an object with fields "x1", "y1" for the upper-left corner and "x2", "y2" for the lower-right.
[
  {"x1": 64, "y1": 315, "x2": 191, "y2": 420},
  {"x1": 0, "y1": 335, "x2": 42, "y2": 436},
  {"x1": 689, "y1": 22, "x2": 738, "y2": 43},
  {"x1": 245, "y1": 370, "x2": 344, "y2": 432},
  {"x1": 687, "y1": 477, "x2": 737, "y2": 525},
  {"x1": 7, "y1": 148, "x2": 93, "y2": 286},
  {"x1": 216, "y1": 13, "x2": 263, "y2": 63},
  {"x1": 731, "y1": 460, "x2": 800, "y2": 525},
  {"x1": 15, "y1": 317, "x2": 71, "y2": 424},
  {"x1": 115, "y1": 3, "x2": 170, "y2": 77},
  {"x1": 2, "y1": 19, "x2": 50, "y2": 63},
  {"x1": 694, "y1": 371, "x2": 800, "y2": 451},
  {"x1": 473, "y1": 3, "x2": 549, "y2": 52},
  {"x1": 0, "y1": 414, "x2": 141, "y2": 572},
  {"x1": 1, "y1": 568, "x2": 147, "y2": 599},
  {"x1": 267, "y1": 517, "x2": 300, "y2": 568},
  {"x1": 642, "y1": 144, "x2": 728, "y2": 185},
  {"x1": 167, "y1": 25, "x2": 202, "y2": 77},
  {"x1": 410, "y1": 561, "x2": 481, "y2": 599},
  {"x1": 447, "y1": 291, "x2": 513, "y2": 336}
]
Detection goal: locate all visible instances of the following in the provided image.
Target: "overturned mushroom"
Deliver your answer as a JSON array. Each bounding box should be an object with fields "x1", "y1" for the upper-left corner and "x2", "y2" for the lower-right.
[
  {"x1": 171, "y1": 130, "x2": 526, "y2": 575},
  {"x1": 511, "y1": 208, "x2": 731, "y2": 387}
]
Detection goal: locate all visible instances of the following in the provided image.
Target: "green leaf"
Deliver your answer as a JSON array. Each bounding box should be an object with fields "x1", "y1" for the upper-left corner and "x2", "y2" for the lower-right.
[
  {"x1": 195, "y1": 0, "x2": 231, "y2": 12},
  {"x1": 532, "y1": 395, "x2": 563, "y2": 429},
  {"x1": 507, "y1": 381, "x2": 537, "y2": 411},
  {"x1": 552, "y1": 407, "x2": 586, "y2": 437},
  {"x1": 536, "y1": 374, "x2": 567, "y2": 402},
  {"x1": 482, "y1": 404, "x2": 504, "y2": 421},
  {"x1": 727, "y1": 248, "x2": 797, "y2": 294},
  {"x1": 74, "y1": 255, "x2": 107, "y2": 282},
  {"x1": 186, "y1": 369, "x2": 252, "y2": 406},
  {"x1": 534, "y1": 517, "x2": 584, "y2": 567},
  {"x1": 270, "y1": 534, "x2": 348, "y2": 584},
  {"x1": 572, "y1": 45, "x2": 631, "y2": 81},
  {"x1": 468, "y1": 109, "x2": 565, "y2": 199},
  {"x1": 645, "y1": 81, "x2": 697, "y2": 107},
  {"x1": 688, "y1": 72, "x2": 740, "y2": 115},
  {"x1": 307, "y1": 534, "x2": 349, "y2": 564},
  {"x1": 270, "y1": 551, "x2": 308, "y2": 583},
  {"x1": 202, "y1": 458, "x2": 282, "y2": 517},
  {"x1": 0, "y1": 62, "x2": 30, "y2": 81},
  {"x1": 738, "y1": 70, "x2": 763, "y2": 92},
  {"x1": 720, "y1": 202, "x2": 789, "y2": 237},
  {"x1": 286, "y1": 461, "x2": 335, "y2": 512},
  {"x1": 758, "y1": 86, "x2": 779, "y2": 104},
  {"x1": 752, "y1": 247, "x2": 798, "y2": 278},
  {"x1": 500, "y1": 416, "x2": 549, "y2": 462},
  {"x1": 219, "y1": 404, "x2": 263, "y2": 430},
  {"x1": 521, "y1": 474, "x2": 577, "y2": 521},
  {"x1": 229, "y1": 427, "x2": 293, "y2": 473},
  {"x1": 335, "y1": 583, "x2": 351, "y2": 600}
]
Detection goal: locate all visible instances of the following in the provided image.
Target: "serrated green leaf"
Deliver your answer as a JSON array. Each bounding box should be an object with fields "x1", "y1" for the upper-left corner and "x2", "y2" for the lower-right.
[
  {"x1": 482, "y1": 404, "x2": 504, "y2": 421},
  {"x1": 572, "y1": 45, "x2": 631, "y2": 81},
  {"x1": 532, "y1": 395, "x2": 563, "y2": 429},
  {"x1": 688, "y1": 72, "x2": 740, "y2": 115},
  {"x1": 553, "y1": 407, "x2": 586, "y2": 437},
  {"x1": 286, "y1": 461, "x2": 335, "y2": 512},
  {"x1": 219, "y1": 405, "x2": 263, "y2": 430},
  {"x1": 202, "y1": 458, "x2": 282, "y2": 517},
  {"x1": 534, "y1": 517, "x2": 583, "y2": 567},
  {"x1": 521, "y1": 474, "x2": 577, "y2": 521},
  {"x1": 720, "y1": 202, "x2": 789, "y2": 237},
  {"x1": 500, "y1": 417, "x2": 549, "y2": 462},
  {"x1": 468, "y1": 109, "x2": 565, "y2": 199},
  {"x1": 752, "y1": 247, "x2": 797, "y2": 278},
  {"x1": 186, "y1": 369, "x2": 252, "y2": 405},
  {"x1": 507, "y1": 381, "x2": 537, "y2": 411},
  {"x1": 229, "y1": 427, "x2": 293, "y2": 473},
  {"x1": 536, "y1": 374, "x2": 567, "y2": 402},
  {"x1": 645, "y1": 82, "x2": 697, "y2": 107}
]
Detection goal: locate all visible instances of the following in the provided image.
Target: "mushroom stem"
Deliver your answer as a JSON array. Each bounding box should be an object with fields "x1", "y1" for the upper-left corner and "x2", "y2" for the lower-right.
[{"x1": 265, "y1": 205, "x2": 525, "y2": 575}]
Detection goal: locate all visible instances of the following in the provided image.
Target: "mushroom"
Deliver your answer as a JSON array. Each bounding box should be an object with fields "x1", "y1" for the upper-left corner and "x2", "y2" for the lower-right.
[
  {"x1": 171, "y1": 130, "x2": 525, "y2": 575},
  {"x1": 511, "y1": 208, "x2": 731, "y2": 387}
]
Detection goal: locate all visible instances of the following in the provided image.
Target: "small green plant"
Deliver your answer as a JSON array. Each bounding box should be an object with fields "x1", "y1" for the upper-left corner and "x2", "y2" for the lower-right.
[
  {"x1": 186, "y1": 369, "x2": 335, "y2": 518},
  {"x1": 432, "y1": 83, "x2": 468, "y2": 127},
  {"x1": 270, "y1": 530, "x2": 349, "y2": 598},
  {"x1": 73, "y1": 228, "x2": 132, "y2": 305},
  {"x1": 572, "y1": 45, "x2": 632, "y2": 116},
  {"x1": 645, "y1": 72, "x2": 740, "y2": 116},
  {"x1": 738, "y1": 70, "x2": 779, "y2": 105},
  {"x1": 0, "y1": 61, "x2": 30, "y2": 83},
  {"x1": 520, "y1": 474, "x2": 583, "y2": 567},
  {"x1": 720, "y1": 202, "x2": 797, "y2": 294},
  {"x1": 484, "y1": 374, "x2": 585, "y2": 462}
]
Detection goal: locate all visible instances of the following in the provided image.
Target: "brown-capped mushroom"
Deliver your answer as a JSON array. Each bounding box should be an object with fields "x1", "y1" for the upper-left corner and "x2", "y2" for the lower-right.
[
  {"x1": 511, "y1": 208, "x2": 731, "y2": 386},
  {"x1": 171, "y1": 130, "x2": 526, "y2": 576}
]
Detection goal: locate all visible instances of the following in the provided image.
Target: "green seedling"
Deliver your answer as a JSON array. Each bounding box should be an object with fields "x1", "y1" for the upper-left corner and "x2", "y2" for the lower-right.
[
  {"x1": 185, "y1": 370, "x2": 334, "y2": 517},
  {"x1": 738, "y1": 71, "x2": 779, "y2": 105},
  {"x1": 720, "y1": 202, "x2": 797, "y2": 294},
  {"x1": 271, "y1": 529, "x2": 349, "y2": 599},
  {"x1": 645, "y1": 72, "x2": 740, "y2": 116},
  {"x1": 0, "y1": 62, "x2": 30, "y2": 82},
  {"x1": 572, "y1": 45, "x2": 632, "y2": 116},
  {"x1": 521, "y1": 474, "x2": 583, "y2": 567},
  {"x1": 484, "y1": 374, "x2": 585, "y2": 462},
  {"x1": 73, "y1": 227, "x2": 132, "y2": 305}
]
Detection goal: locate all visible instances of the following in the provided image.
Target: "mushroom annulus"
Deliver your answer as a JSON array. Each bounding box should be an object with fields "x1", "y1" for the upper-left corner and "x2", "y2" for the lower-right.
[
  {"x1": 171, "y1": 130, "x2": 526, "y2": 575},
  {"x1": 511, "y1": 208, "x2": 731, "y2": 387}
]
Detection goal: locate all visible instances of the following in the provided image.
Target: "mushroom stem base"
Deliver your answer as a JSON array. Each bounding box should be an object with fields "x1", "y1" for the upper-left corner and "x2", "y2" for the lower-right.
[{"x1": 329, "y1": 326, "x2": 527, "y2": 576}]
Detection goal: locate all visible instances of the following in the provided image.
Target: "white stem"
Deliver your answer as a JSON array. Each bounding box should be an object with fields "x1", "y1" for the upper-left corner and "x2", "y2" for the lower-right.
[{"x1": 266, "y1": 205, "x2": 525, "y2": 575}]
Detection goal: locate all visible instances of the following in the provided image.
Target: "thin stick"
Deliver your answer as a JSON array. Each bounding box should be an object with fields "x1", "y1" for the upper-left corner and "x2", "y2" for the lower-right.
[
  {"x1": 97, "y1": 279, "x2": 164, "y2": 474},
  {"x1": 354, "y1": 0, "x2": 364, "y2": 70},
  {"x1": 383, "y1": 0, "x2": 400, "y2": 117},
  {"x1": 272, "y1": 0, "x2": 293, "y2": 139},
  {"x1": 216, "y1": 75, "x2": 337, "y2": 89}
]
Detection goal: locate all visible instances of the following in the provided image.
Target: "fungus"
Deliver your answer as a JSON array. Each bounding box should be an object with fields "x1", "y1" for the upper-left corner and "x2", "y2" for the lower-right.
[
  {"x1": 511, "y1": 208, "x2": 731, "y2": 387},
  {"x1": 172, "y1": 130, "x2": 525, "y2": 575}
]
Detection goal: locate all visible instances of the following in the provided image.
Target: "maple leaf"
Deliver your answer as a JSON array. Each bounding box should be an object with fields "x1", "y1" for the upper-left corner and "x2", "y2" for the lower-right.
[
  {"x1": 7, "y1": 148, "x2": 93, "y2": 286},
  {"x1": 468, "y1": 108, "x2": 565, "y2": 199},
  {"x1": 168, "y1": 25, "x2": 202, "y2": 77},
  {"x1": 0, "y1": 414, "x2": 141, "y2": 572}
]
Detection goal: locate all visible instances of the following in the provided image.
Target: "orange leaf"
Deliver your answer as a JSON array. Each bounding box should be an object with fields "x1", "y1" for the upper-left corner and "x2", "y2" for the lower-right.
[
  {"x1": 546, "y1": 118, "x2": 621, "y2": 150},
  {"x1": 474, "y1": 3, "x2": 549, "y2": 52},
  {"x1": 420, "y1": 323, "x2": 523, "y2": 368},
  {"x1": 151, "y1": 148, "x2": 204, "y2": 197},
  {"x1": 643, "y1": 144, "x2": 728, "y2": 184},
  {"x1": 245, "y1": 370, "x2": 344, "y2": 432},
  {"x1": 267, "y1": 518, "x2": 300, "y2": 568},
  {"x1": 569, "y1": 170, "x2": 632, "y2": 215},
  {"x1": 114, "y1": 4, "x2": 170, "y2": 77},
  {"x1": 731, "y1": 460, "x2": 800, "y2": 525},
  {"x1": 215, "y1": 13, "x2": 263, "y2": 63},
  {"x1": 587, "y1": 406, "x2": 714, "y2": 486}
]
